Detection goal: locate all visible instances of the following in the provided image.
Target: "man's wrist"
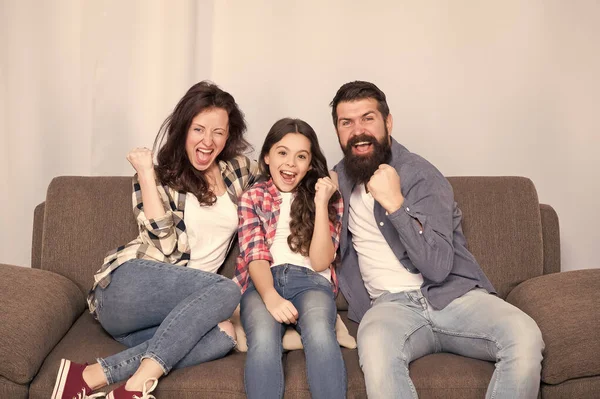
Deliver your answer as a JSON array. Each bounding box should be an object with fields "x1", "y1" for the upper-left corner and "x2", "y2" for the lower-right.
[{"x1": 384, "y1": 195, "x2": 405, "y2": 214}]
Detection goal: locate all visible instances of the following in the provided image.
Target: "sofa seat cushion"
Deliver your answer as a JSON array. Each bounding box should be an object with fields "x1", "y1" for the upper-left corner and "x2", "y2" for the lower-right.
[
  {"x1": 29, "y1": 312, "x2": 247, "y2": 399},
  {"x1": 284, "y1": 348, "x2": 494, "y2": 399},
  {"x1": 541, "y1": 375, "x2": 600, "y2": 399},
  {"x1": 29, "y1": 312, "x2": 126, "y2": 399},
  {"x1": 283, "y1": 312, "x2": 494, "y2": 398},
  {"x1": 0, "y1": 376, "x2": 28, "y2": 399}
]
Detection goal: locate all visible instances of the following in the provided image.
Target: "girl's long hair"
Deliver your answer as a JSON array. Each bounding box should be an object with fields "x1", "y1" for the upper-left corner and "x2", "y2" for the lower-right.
[{"x1": 259, "y1": 118, "x2": 340, "y2": 256}]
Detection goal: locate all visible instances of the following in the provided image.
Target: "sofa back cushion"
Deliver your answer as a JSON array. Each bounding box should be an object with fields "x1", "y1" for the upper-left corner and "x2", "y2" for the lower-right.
[
  {"x1": 447, "y1": 176, "x2": 544, "y2": 298},
  {"x1": 40, "y1": 175, "x2": 544, "y2": 299},
  {"x1": 41, "y1": 176, "x2": 138, "y2": 294}
]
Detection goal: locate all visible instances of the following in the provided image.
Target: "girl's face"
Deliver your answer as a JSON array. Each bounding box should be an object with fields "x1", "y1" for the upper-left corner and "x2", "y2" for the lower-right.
[
  {"x1": 185, "y1": 107, "x2": 229, "y2": 171},
  {"x1": 264, "y1": 132, "x2": 312, "y2": 192}
]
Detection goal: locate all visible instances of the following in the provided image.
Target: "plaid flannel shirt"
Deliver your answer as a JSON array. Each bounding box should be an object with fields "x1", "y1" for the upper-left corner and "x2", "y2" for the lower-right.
[
  {"x1": 87, "y1": 155, "x2": 258, "y2": 316},
  {"x1": 233, "y1": 178, "x2": 343, "y2": 294}
]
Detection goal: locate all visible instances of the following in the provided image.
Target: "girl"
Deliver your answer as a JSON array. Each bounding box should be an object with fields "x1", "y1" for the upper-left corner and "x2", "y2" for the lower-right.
[
  {"x1": 52, "y1": 81, "x2": 257, "y2": 399},
  {"x1": 234, "y1": 118, "x2": 347, "y2": 399}
]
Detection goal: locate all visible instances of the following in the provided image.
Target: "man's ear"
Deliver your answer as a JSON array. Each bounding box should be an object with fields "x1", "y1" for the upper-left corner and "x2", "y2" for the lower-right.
[{"x1": 386, "y1": 114, "x2": 393, "y2": 137}]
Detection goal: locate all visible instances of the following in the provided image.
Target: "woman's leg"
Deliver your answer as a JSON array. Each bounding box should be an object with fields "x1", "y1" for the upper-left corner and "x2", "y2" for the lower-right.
[
  {"x1": 92, "y1": 323, "x2": 236, "y2": 384},
  {"x1": 94, "y1": 259, "x2": 240, "y2": 387}
]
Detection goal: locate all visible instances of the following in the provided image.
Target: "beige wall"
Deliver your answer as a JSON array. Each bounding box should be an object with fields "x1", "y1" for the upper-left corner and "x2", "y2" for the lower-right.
[
  {"x1": 212, "y1": 0, "x2": 599, "y2": 272},
  {"x1": 0, "y1": 0, "x2": 213, "y2": 266},
  {"x1": 1, "y1": 0, "x2": 598, "y2": 272}
]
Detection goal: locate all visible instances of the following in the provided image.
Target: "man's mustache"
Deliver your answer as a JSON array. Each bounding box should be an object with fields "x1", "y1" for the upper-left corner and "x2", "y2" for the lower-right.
[{"x1": 345, "y1": 134, "x2": 378, "y2": 150}]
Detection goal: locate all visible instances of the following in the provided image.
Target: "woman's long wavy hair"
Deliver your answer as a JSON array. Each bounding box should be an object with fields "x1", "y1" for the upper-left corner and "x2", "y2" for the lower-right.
[
  {"x1": 259, "y1": 118, "x2": 341, "y2": 257},
  {"x1": 152, "y1": 81, "x2": 250, "y2": 205}
]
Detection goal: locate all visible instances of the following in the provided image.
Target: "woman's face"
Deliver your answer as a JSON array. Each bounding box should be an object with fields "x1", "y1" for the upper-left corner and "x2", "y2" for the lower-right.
[{"x1": 185, "y1": 107, "x2": 229, "y2": 171}]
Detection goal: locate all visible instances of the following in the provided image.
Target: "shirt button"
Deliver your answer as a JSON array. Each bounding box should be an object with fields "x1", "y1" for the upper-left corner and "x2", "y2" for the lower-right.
[
  {"x1": 419, "y1": 230, "x2": 423, "y2": 235},
  {"x1": 379, "y1": 222, "x2": 384, "y2": 226},
  {"x1": 406, "y1": 207, "x2": 410, "y2": 212},
  {"x1": 385, "y1": 211, "x2": 389, "y2": 216}
]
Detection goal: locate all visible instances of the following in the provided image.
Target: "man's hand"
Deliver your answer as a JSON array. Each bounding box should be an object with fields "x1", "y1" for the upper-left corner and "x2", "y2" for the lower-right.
[
  {"x1": 367, "y1": 164, "x2": 404, "y2": 214},
  {"x1": 263, "y1": 290, "x2": 298, "y2": 324}
]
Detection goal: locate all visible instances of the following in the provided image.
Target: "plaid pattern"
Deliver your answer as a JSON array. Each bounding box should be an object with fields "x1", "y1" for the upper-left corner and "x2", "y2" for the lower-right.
[
  {"x1": 87, "y1": 155, "x2": 258, "y2": 316},
  {"x1": 233, "y1": 179, "x2": 343, "y2": 294}
]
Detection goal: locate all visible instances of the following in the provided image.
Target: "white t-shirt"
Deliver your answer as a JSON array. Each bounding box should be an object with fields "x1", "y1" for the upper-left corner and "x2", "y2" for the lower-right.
[
  {"x1": 184, "y1": 191, "x2": 238, "y2": 273},
  {"x1": 349, "y1": 184, "x2": 423, "y2": 299},
  {"x1": 270, "y1": 192, "x2": 332, "y2": 282}
]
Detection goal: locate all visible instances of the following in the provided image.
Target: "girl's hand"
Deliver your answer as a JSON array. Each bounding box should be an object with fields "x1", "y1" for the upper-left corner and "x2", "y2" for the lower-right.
[
  {"x1": 127, "y1": 147, "x2": 155, "y2": 176},
  {"x1": 263, "y1": 291, "x2": 298, "y2": 324},
  {"x1": 314, "y1": 177, "x2": 338, "y2": 206}
]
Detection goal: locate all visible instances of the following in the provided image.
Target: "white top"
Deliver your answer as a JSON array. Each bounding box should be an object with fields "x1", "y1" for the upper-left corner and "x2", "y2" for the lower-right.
[
  {"x1": 184, "y1": 191, "x2": 238, "y2": 273},
  {"x1": 348, "y1": 184, "x2": 423, "y2": 299},
  {"x1": 270, "y1": 192, "x2": 332, "y2": 282}
]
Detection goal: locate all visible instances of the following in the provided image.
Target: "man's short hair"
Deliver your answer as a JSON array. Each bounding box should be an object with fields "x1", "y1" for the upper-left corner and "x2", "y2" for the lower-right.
[{"x1": 329, "y1": 81, "x2": 390, "y2": 127}]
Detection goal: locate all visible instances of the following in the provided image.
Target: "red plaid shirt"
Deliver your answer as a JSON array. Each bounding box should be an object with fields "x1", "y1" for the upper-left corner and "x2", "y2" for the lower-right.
[{"x1": 234, "y1": 178, "x2": 343, "y2": 294}]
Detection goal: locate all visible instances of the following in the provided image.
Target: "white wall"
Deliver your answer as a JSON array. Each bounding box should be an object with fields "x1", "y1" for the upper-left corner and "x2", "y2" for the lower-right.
[
  {"x1": 0, "y1": 0, "x2": 213, "y2": 266},
  {"x1": 211, "y1": 0, "x2": 599, "y2": 271},
  {"x1": 1, "y1": 0, "x2": 598, "y2": 272}
]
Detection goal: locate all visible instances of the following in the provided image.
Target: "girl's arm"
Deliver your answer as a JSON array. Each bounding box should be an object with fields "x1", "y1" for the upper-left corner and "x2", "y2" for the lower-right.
[
  {"x1": 238, "y1": 189, "x2": 298, "y2": 324},
  {"x1": 248, "y1": 260, "x2": 298, "y2": 324},
  {"x1": 309, "y1": 177, "x2": 339, "y2": 272}
]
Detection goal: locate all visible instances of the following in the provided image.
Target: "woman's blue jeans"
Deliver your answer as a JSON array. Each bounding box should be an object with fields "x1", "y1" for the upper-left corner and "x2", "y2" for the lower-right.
[{"x1": 93, "y1": 259, "x2": 240, "y2": 384}]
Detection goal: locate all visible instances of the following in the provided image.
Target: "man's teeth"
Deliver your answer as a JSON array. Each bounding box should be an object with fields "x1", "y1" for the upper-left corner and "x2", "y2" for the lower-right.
[{"x1": 354, "y1": 142, "x2": 370, "y2": 147}]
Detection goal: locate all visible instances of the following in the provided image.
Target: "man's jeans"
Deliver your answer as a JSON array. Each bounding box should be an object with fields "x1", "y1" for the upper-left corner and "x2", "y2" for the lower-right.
[
  {"x1": 358, "y1": 288, "x2": 544, "y2": 399},
  {"x1": 93, "y1": 259, "x2": 240, "y2": 384},
  {"x1": 240, "y1": 264, "x2": 347, "y2": 399}
]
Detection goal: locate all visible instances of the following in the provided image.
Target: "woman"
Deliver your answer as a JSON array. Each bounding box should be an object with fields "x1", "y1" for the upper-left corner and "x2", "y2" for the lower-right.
[{"x1": 52, "y1": 81, "x2": 257, "y2": 399}]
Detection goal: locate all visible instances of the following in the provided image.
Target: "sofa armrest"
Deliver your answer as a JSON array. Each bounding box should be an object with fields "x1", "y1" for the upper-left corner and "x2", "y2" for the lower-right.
[
  {"x1": 506, "y1": 269, "x2": 600, "y2": 385},
  {"x1": 0, "y1": 264, "x2": 85, "y2": 384}
]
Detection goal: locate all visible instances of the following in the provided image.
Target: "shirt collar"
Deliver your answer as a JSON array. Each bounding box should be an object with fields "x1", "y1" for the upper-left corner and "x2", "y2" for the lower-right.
[
  {"x1": 218, "y1": 160, "x2": 229, "y2": 174},
  {"x1": 265, "y1": 178, "x2": 283, "y2": 203}
]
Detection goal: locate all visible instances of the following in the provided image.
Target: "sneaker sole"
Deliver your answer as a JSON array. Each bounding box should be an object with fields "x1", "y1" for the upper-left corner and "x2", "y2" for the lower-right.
[{"x1": 51, "y1": 358, "x2": 70, "y2": 399}]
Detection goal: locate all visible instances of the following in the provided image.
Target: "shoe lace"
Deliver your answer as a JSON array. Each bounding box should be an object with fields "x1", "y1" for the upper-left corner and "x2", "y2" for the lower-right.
[
  {"x1": 132, "y1": 378, "x2": 158, "y2": 399},
  {"x1": 73, "y1": 388, "x2": 106, "y2": 399}
]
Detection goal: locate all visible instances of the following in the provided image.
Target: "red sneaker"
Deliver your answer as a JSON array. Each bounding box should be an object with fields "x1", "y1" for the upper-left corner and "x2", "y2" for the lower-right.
[
  {"x1": 107, "y1": 378, "x2": 157, "y2": 399},
  {"x1": 51, "y1": 359, "x2": 105, "y2": 398}
]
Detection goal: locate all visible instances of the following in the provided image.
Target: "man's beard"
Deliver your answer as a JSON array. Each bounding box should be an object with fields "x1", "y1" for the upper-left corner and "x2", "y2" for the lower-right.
[{"x1": 342, "y1": 131, "x2": 392, "y2": 186}]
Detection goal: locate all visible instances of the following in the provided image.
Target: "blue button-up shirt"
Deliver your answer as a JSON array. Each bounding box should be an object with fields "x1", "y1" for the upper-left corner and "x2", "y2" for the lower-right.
[{"x1": 334, "y1": 138, "x2": 495, "y2": 323}]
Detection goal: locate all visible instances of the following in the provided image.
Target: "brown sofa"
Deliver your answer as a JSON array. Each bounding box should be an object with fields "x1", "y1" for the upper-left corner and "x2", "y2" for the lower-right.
[{"x1": 1, "y1": 176, "x2": 599, "y2": 399}]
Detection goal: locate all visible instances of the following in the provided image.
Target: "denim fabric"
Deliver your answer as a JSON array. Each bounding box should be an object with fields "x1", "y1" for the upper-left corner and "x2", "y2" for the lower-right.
[
  {"x1": 93, "y1": 259, "x2": 240, "y2": 384},
  {"x1": 240, "y1": 264, "x2": 347, "y2": 399},
  {"x1": 357, "y1": 288, "x2": 544, "y2": 399}
]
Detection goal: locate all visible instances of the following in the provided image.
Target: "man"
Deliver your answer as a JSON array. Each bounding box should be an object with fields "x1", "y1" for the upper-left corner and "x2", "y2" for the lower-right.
[{"x1": 329, "y1": 81, "x2": 544, "y2": 398}]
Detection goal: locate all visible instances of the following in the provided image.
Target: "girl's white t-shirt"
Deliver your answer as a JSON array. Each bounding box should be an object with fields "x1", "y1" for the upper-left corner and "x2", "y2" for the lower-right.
[{"x1": 270, "y1": 192, "x2": 332, "y2": 282}]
